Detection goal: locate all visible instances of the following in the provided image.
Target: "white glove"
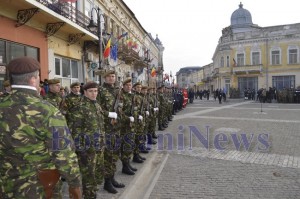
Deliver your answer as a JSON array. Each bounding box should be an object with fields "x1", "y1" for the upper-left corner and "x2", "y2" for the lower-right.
[
  {"x1": 138, "y1": 115, "x2": 143, "y2": 120},
  {"x1": 146, "y1": 111, "x2": 149, "y2": 116},
  {"x1": 108, "y1": 112, "x2": 117, "y2": 119},
  {"x1": 129, "y1": 116, "x2": 134, "y2": 122},
  {"x1": 154, "y1": 107, "x2": 159, "y2": 112}
]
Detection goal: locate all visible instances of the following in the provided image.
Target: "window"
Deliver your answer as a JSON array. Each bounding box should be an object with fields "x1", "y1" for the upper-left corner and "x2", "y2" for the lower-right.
[
  {"x1": 271, "y1": 50, "x2": 280, "y2": 65},
  {"x1": 220, "y1": 57, "x2": 224, "y2": 67},
  {"x1": 272, "y1": 76, "x2": 295, "y2": 90},
  {"x1": 237, "y1": 53, "x2": 244, "y2": 66},
  {"x1": 226, "y1": 56, "x2": 230, "y2": 67},
  {"x1": 54, "y1": 56, "x2": 80, "y2": 87},
  {"x1": 288, "y1": 48, "x2": 298, "y2": 64},
  {"x1": 252, "y1": 52, "x2": 260, "y2": 65},
  {"x1": 0, "y1": 40, "x2": 5, "y2": 64}
]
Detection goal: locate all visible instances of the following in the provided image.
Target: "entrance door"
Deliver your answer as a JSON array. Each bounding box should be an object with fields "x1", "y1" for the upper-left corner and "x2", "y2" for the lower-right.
[{"x1": 238, "y1": 77, "x2": 258, "y2": 97}]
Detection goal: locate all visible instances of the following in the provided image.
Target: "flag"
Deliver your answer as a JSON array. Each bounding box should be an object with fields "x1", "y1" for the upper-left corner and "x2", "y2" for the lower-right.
[
  {"x1": 103, "y1": 37, "x2": 111, "y2": 59},
  {"x1": 151, "y1": 67, "x2": 156, "y2": 77},
  {"x1": 118, "y1": 32, "x2": 128, "y2": 40},
  {"x1": 132, "y1": 41, "x2": 138, "y2": 49},
  {"x1": 110, "y1": 44, "x2": 118, "y2": 61},
  {"x1": 127, "y1": 38, "x2": 132, "y2": 47}
]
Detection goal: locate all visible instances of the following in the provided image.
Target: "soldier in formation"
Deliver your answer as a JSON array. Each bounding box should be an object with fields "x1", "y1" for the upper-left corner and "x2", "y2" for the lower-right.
[{"x1": 1, "y1": 56, "x2": 183, "y2": 198}]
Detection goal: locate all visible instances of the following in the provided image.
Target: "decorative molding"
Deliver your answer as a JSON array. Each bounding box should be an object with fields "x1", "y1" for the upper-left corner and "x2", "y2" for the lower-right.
[
  {"x1": 68, "y1": 33, "x2": 86, "y2": 45},
  {"x1": 45, "y1": 22, "x2": 65, "y2": 37},
  {"x1": 16, "y1": 8, "x2": 39, "y2": 27}
]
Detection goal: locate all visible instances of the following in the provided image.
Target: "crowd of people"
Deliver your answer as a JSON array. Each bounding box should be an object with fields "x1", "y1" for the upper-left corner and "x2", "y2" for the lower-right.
[{"x1": 0, "y1": 57, "x2": 180, "y2": 198}]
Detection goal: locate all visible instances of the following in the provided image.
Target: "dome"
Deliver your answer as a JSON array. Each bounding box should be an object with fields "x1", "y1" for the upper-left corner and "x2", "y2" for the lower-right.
[
  {"x1": 154, "y1": 34, "x2": 162, "y2": 45},
  {"x1": 230, "y1": 2, "x2": 253, "y2": 28}
]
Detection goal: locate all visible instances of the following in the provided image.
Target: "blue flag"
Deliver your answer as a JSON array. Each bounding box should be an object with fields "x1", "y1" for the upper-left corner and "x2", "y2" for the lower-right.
[{"x1": 110, "y1": 44, "x2": 118, "y2": 61}]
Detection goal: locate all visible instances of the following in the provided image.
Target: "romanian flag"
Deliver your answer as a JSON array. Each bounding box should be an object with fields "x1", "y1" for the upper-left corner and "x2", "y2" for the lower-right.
[
  {"x1": 103, "y1": 38, "x2": 111, "y2": 59},
  {"x1": 127, "y1": 38, "x2": 132, "y2": 47},
  {"x1": 151, "y1": 67, "x2": 156, "y2": 77}
]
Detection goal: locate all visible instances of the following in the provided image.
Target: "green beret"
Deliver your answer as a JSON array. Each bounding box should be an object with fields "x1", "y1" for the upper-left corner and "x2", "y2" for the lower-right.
[
  {"x1": 104, "y1": 70, "x2": 115, "y2": 77},
  {"x1": 48, "y1": 79, "x2": 60, "y2": 85},
  {"x1": 7, "y1": 57, "x2": 40, "y2": 75},
  {"x1": 133, "y1": 82, "x2": 142, "y2": 87},
  {"x1": 3, "y1": 80, "x2": 10, "y2": 87},
  {"x1": 70, "y1": 82, "x2": 80, "y2": 88},
  {"x1": 122, "y1": 78, "x2": 132, "y2": 85},
  {"x1": 83, "y1": 81, "x2": 98, "y2": 90}
]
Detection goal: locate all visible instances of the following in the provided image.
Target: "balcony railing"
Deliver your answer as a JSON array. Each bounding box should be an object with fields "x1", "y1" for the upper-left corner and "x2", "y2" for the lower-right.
[
  {"x1": 36, "y1": 0, "x2": 91, "y2": 32},
  {"x1": 232, "y1": 64, "x2": 262, "y2": 74}
]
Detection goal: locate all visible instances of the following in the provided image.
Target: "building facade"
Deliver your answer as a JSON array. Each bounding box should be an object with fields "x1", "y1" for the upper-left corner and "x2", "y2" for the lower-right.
[
  {"x1": 0, "y1": 0, "x2": 164, "y2": 89},
  {"x1": 212, "y1": 2, "x2": 300, "y2": 96}
]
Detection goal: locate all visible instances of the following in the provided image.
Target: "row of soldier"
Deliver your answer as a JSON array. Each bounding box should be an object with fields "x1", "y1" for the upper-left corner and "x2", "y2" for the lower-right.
[{"x1": 0, "y1": 57, "x2": 176, "y2": 199}]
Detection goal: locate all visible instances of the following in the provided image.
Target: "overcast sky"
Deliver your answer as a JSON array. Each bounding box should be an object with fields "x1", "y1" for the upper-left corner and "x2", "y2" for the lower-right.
[{"x1": 122, "y1": 0, "x2": 300, "y2": 76}]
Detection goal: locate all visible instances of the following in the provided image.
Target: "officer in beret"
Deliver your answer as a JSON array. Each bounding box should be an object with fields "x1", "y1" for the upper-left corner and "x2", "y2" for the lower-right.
[
  {"x1": 119, "y1": 78, "x2": 137, "y2": 175},
  {"x1": 157, "y1": 84, "x2": 167, "y2": 130},
  {"x1": 44, "y1": 79, "x2": 67, "y2": 114},
  {"x1": 67, "y1": 81, "x2": 105, "y2": 198},
  {"x1": 97, "y1": 70, "x2": 124, "y2": 194},
  {"x1": 0, "y1": 57, "x2": 81, "y2": 198},
  {"x1": 146, "y1": 87, "x2": 158, "y2": 144}
]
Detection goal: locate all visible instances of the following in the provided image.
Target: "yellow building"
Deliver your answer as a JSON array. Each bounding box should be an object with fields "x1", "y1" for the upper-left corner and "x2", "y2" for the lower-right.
[{"x1": 212, "y1": 3, "x2": 300, "y2": 97}]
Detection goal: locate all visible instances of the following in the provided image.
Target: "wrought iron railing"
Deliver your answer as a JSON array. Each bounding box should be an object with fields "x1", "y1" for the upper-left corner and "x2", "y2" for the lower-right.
[{"x1": 35, "y1": 0, "x2": 92, "y2": 33}]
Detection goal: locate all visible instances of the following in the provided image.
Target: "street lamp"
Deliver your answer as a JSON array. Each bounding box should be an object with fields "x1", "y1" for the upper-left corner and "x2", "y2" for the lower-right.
[{"x1": 87, "y1": 7, "x2": 104, "y2": 84}]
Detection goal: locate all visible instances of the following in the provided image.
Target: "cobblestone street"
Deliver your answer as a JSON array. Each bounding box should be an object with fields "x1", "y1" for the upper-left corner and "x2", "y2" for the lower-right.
[{"x1": 63, "y1": 99, "x2": 300, "y2": 199}]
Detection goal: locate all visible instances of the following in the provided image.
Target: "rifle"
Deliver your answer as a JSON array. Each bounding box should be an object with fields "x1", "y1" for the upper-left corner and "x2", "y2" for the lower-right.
[
  {"x1": 111, "y1": 87, "x2": 122, "y2": 125},
  {"x1": 130, "y1": 93, "x2": 136, "y2": 127}
]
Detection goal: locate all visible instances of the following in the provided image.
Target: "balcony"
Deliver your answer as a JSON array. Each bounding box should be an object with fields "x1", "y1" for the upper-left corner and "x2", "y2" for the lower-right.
[
  {"x1": 218, "y1": 67, "x2": 232, "y2": 75},
  {"x1": 232, "y1": 64, "x2": 262, "y2": 74}
]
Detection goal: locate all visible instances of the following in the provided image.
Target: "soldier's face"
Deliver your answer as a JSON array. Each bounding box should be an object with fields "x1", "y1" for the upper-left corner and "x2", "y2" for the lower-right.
[
  {"x1": 84, "y1": 88, "x2": 98, "y2": 100},
  {"x1": 135, "y1": 85, "x2": 142, "y2": 92},
  {"x1": 72, "y1": 86, "x2": 81, "y2": 94},
  {"x1": 123, "y1": 83, "x2": 132, "y2": 92},
  {"x1": 50, "y1": 83, "x2": 61, "y2": 93},
  {"x1": 105, "y1": 74, "x2": 116, "y2": 85},
  {"x1": 142, "y1": 89, "x2": 147, "y2": 94}
]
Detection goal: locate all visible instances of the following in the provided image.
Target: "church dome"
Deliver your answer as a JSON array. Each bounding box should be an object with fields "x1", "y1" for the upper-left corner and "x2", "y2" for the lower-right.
[{"x1": 230, "y1": 2, "x2": 253, "y2": 28}]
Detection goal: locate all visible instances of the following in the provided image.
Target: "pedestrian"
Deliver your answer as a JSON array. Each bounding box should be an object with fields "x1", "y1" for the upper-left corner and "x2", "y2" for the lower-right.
[{"x1": 0, "y1": 57, "x2": 81, "y2": 198}]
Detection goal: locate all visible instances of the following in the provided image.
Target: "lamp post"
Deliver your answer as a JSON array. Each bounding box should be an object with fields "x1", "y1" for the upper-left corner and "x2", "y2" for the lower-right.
[{"x1": 87, "y1": 7, "x2": 103, "y2": 85}]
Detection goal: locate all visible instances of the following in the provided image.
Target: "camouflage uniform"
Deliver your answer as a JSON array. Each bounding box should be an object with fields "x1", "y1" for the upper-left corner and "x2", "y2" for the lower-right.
[
  {"x1": 119, "y1": 90, "x2": 135, "y2": 163},
  {"x1": 158, "y1": 89, "x2": 166, "y2": 128},
  {"x1": 133, "y1": 91, "x2": 145, "y2": 154},
  {"x1": 65, "y1": 92, "x2": 82, "y2": 125},
  {"x1": 67, "y1": 96, "x2": 105, "y2": 198},
  {"x1": 0, "y1": 88, "x2": 81, "y2": 198},
  {"x1": 97, "y1": 82, "x2": 121, "y2": 179},
  {"x1": 44, "y1": 91, "x2": 66, "y2": 113}
]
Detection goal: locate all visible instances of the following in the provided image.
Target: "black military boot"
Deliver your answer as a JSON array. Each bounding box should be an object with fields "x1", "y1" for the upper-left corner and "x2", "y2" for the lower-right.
[
  {"x1": 133, "y1": 154, "x2": 144, "y2": 163},
  {"x1": 104, "y1": 178, "x2": 118, "y2": 194},
  {"x1": 152, "y1": 132, "x2": 158, "y2": 139},
  {"x1": 158, "y1": 125, "x2": 165, "y2": 131},
  {"x1": 128, "y1": 161, "x2": 137, "y2": 171},
  {"x1": 138, "y1": 153, "x2": 146, "y2": 160},
  {"x1": 122, "y1": 161, "x2": 135, "y2": 175},
  {"x1": 111, "y1": 176, "x2": 125, "y2": 188},
  {"x1": 147, "y1": 134, "x2": 157, "y2": 145}
]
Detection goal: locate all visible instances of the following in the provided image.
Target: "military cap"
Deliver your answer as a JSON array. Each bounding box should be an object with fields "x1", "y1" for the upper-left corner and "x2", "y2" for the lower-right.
[
  {"x1": 70, "y1": 82, "x2": 80, "y2": 88},
  {"x1": 7, "y1": 57, "x2": 40, "y2": 74},
  {"x1": 104, "y1": 70, "x2": 115, "y2": 77},
  {"x1": 48, "y1": 79, "x2": 60, "y2": 85},
  {"x1": 133, "y1": 82, "x2": 142, "y2": 87},
  {"x1": 157, "y1": 84, "x2": 165, "y2": 89},
  {"x1": 3, "y1": 80, "x2": 10, "y2": 87},
  {"x1": 123, "y1": 78, "x2": 132, "y2": 85},
  {"x1": 142, "y1": 86, "x2": 148, "y2": 90},
  {"x1": 83, "y1": 81, "x2": 98, "y2": 90}
]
